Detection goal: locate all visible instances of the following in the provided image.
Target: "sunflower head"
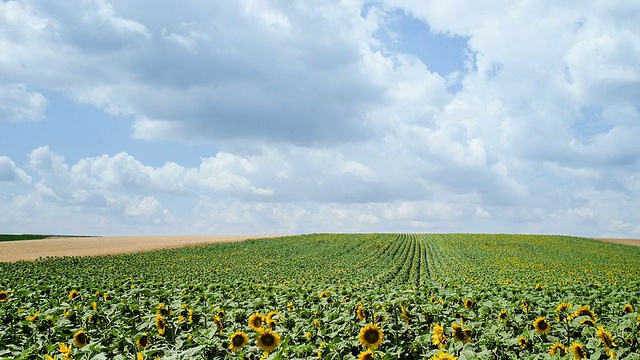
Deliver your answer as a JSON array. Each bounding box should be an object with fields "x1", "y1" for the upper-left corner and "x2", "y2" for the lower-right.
[
  {"x1": 604, "y1": 347, "x2": 616, "y2": 359},
  {"x1": 136, "y1": 334, "x2": 151, "y2": 349},
  {"x1": 248, "y1": 312, "x2": 264, "y2": 330},
  {"x1": 359, "y1": 324, "x2": 384, "y2": 349},
  {"x1": 214, "y1": 315, "x2": 224, "y2": 333},
  {"x1": 623, "y1": 304, "x2": 634, "y2": 314},
  {"x1": 74, "y1": 330, "x2": 89, "y2": 348},
  {"x1": 451, "y1": 323, "x2": 473, "y2": 343},
  {"x1": 229, "y1": 331, "x2": 248, "y2": 351},
  {"x1": 570, "y1": 305, "x2": 596, "y2": 320},
  {"x1": 256, "y1": 328, "x2": 281, "y2": 352},
  {"x1": 498, "y1": 310, "x2": 508, "y2": 320},
  {"x1": 580, "y1": 318, "x2": 596, "y2": 327},
  {"x1": 429, "y1": 350, "x2": 458, "y2": 360},
  {"x1": 358, "y1": 349, "x2": 375, "y2": 360},
  {"x1": 555, "y1": 302, "x2": 573, "y2": 312},
  {"x1": 517, "y1": 336, "x2": 528, "y2": 350},
  {"x1": 27, "y1": 311, "x2": 39, "y2": 323},
  {"x1": 401, "y1": 306, "x2": 410, "y2": 324},
  {"x1": 356, "y1": 304, "x2": 367, "y2": 322},
  {"x1": 59, "y1": 343, "x2": 71, "y2": 356},
  {"x1": 533, "y1": 316, "x2": 551, "y2": 335},
  {"x1": 0, "y1": 290, "x2": 8, "y2": 302},
  {"x1": 155, "y1": 315, "x2": 166, "y2": 335},
  {"x1": 432, "y1": 324, "x2": 448, "y2": 348},
  {"x1": 266, "y1": 311, "x2": 279, "y2": 321},
  {"x1": 570, "y1": 342, "x2": 588, "y2": 359},
  {"x1": 463, "y1": 299, "x2": 474, "y2": 309},
  {"x1": 596, "y1": 326, "x2": 617, "y2": 349},
  {"x1": 549, "y1": 342, "x2": 567, "y2": 356},
  {"x1": 68, "y1": 290, "x2": 80, "y2": 300},
  {"x1": 156, "y1": 303, "x2": 170, "y2": 317}
]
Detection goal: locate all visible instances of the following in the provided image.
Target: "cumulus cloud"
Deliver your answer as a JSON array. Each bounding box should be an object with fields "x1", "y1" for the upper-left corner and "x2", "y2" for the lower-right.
[
  {"x1": 0, "y1": 156, "x2": 31, "y2": 183},
  {"x1": 0, "y1": 84, "x2": 47, "y2": 122}
]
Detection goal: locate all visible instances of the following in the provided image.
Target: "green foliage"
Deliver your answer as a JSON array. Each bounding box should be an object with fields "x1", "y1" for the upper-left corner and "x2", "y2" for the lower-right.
[
  {"x1": 0, "y1": 234, "x2": 91, "y2": 242},
  {"x1": 0, "y1": 234, "x2": 52, "y2": 242},
  {"x1": 0, "y1": 234, "x2": 639, "y2": 359}
]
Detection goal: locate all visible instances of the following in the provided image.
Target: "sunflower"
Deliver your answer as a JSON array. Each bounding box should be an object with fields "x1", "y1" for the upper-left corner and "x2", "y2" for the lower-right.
[
  {"x1": 596, "y1": 326, "x2": 617, "y2": 349},
  {"x1": 27, "y1": 311, "x2": 39, "y2": 323},
  {"x1": 266, "y1": 311, "x2": 278, "y2": 328},
  {"x1": 451, "y1": 323, "x2": 472, "y2": 343},
  {"x1": 556, "y1": 302, "x2": 573, "y2": 312},
  {"x1": 518, "y1": 336, "x2": 528, "y2": 350},
  {"x1": 137, "y1": 352, "x2": 144, "y2": 360},
  {"x1": 549, "y1": 342, "x2": 567, "y2": 356},
  {"x1": 59, "y1": 343, "x2": 72, "y2": 358},
  {"x1": 136, "y1": 334, "x2": 151, "y2": 349},
  {"x1": 266, "y1": 311, "x2": 279, "y2": 321},
  {"x1": 356, "y1": 304, "x2": 367, "y2": 322},
  {"x1": 74, "y1": 330, "x2": 89, "y2": 348},
  {"x1": 498, "y1": 310, "x2": 508, "y2": 320},
  {"x1": 463, "y1": 299, "x2": 474, "y2": 309},
  {"x1": 533, "y1": 316, "x2": 551, "y2": 335},
  {"x1": 358, "y1": 349, "x2": 375, "y2": 360},
  {"x1": 401, "y1": 306, "x2": 410, "y2": 324},
  {"x1": 256, "y1": 328, "x2": 281, "y2": 352},
  {"x1": 570, "y1": 342, "x2": 588, "y2": 359},
  {"x1": 359, "y1": 324, "x2": 384, "y2": 349},
  {"x1": 0, "y1": 290, "x2": 8, "y2": 302},
  {"x1": 188, "y1": 308, "x2": 195, "y2": 324},
  {"x1": 155, "y1": 315, "x2": 167, "y2": 335},
  {"x1": 623, "y1": 304, "x2": 634, "y2": 314},
  {"x1": 214, "y1": 315, "x2": 224, "y2": 334},
  {"x1": 570, "y1": 305, "x2": 596, "y2": 320},
  {"x1": 429, "y1": 350, "x2": 458, "y2": 360},
  {"x1": 68, "y1": 289, "x2": 80, "y2": 300},
  {"x1": 604, "y1": 347, "x2": 616, "y2": 359},
  {"x1": 156, "y1": 303, "x2": 170, "y2": 317},
  {"x1": 580, "y1": 318, "x2": 596, "y2": 327},
  {"x1": 432, "y1": 324, "x2": 448, "y2": 348},
  {"x1": 248, "y1": 312, "x2": 264, "y2": 330},
  {"x1": 229, "y1": 331, "x2": 249, "y2": 351}
]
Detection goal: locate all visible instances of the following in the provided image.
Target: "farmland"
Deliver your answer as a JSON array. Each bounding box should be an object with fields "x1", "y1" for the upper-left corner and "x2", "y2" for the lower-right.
[{"x1": 1, "y1": 234, "x2": 639, "y2": 359}]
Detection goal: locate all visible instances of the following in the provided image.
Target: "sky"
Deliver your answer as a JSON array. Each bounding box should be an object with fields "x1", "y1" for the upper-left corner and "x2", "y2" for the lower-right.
[{"x1": 1, "y1": 0, "x2": 639, "y2": 237}]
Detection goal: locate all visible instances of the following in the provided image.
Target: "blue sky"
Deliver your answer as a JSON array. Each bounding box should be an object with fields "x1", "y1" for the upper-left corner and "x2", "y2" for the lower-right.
[{"x1": 1, "y1": 0, "x2": 639, "y2": 237}]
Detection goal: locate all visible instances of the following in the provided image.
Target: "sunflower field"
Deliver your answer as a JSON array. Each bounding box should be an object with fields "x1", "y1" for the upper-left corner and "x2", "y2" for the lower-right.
[{"x1": 1, "y1": 234, "x2": 639, "y2": 359}]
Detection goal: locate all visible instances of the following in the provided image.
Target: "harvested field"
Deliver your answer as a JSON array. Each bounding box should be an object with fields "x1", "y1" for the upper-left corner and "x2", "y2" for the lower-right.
[
  {"x1": 595, "y1": 237, "x2": 640, "y2": 247},
  {"x1": 0, "y1": 235, "x2": 282, "y2": 262}
]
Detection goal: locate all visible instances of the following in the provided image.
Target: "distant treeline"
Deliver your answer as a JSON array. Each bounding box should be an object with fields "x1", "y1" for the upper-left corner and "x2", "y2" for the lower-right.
[{"x1": 0, "y1": 234, "x2": 91, "y2": 242}]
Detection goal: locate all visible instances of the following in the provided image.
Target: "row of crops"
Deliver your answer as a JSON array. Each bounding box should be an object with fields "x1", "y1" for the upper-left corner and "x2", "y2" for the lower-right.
[{"x1": 1, "y1": 233, "x2": 639, "y2": 359}]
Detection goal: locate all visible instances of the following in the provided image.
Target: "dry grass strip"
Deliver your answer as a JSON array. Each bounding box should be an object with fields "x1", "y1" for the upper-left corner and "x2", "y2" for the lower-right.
[{"x1": 0, "y1": 235, "x2": 282, "y2": 262}]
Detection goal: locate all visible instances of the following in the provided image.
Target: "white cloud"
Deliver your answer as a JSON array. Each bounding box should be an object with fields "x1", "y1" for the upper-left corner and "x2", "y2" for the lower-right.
[
  {"x1": 0, "y1": 156, "x2": 31, "y2": 183},
  {"x1": 0, "y1": 84, "x2": 47, "y2": 122},
  {"x1": 83, "y1": 0, "x2": 151, "y2": 39}
]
